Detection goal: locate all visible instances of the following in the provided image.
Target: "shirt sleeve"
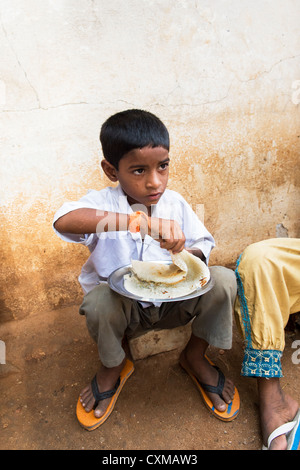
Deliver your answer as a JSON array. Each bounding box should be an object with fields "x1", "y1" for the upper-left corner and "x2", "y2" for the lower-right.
[
  {"x1": 180, "y1": 197, "x2": 215, "y2": 263},
  {"x1": 52, "y1": 190, "x2": 103, "y2": 247}
]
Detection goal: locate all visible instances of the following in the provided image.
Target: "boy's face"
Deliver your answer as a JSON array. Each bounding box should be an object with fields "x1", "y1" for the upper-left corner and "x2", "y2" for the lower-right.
[{"x1": 102, "y1": 146, "x2": 170, "y2": 209}]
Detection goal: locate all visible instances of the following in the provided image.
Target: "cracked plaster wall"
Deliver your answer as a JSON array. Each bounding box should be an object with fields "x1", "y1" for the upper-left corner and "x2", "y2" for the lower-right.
[{"x1": 0, "y1": 0, "x2": 299, "y2": 321}]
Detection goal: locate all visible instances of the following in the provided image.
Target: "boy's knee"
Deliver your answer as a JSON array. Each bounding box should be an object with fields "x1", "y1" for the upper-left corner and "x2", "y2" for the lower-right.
[
  {"x1": 210, "y1": 266, "x2": 237, "y2": 300},
  {"x1": 79, "y1": 283, "x2": 119, "y2": 323}
]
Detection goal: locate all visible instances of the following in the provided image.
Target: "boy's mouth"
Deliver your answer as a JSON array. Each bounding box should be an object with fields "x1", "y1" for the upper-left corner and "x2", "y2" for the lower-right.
[{"x1": 147, "y1": 192, "x2": 162, "y2": 202}]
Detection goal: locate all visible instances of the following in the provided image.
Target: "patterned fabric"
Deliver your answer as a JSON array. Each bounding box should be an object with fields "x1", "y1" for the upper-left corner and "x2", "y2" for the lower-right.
[{"x1": 241, "y1": 348, "x2": 283, "y2": 378}]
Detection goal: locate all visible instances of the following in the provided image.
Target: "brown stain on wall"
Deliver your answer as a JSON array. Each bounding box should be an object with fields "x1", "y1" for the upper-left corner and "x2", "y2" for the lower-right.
[
  {"x1": 0, "y1": 116, "x2": 299, "y2": 322},
  {"x1": 169, "y1": 114, "x2": 300, "y2": 266},
  {"x1": 0, "y1": 206, "x2": 85, "y2": 322}
]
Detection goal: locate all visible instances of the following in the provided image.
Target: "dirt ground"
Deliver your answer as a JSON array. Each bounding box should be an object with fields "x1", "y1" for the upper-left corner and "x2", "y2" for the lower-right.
[{"x1": 1, "y1": 305, "x2": 300, "y2": 451}]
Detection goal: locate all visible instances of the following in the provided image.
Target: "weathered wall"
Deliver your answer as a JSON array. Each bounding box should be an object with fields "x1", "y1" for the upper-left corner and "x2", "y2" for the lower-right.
[{"x1": 0, "y1": 0, "x2": 299, "y2": 321}]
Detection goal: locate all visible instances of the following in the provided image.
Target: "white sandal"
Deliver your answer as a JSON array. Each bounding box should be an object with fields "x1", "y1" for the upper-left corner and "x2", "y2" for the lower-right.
[{"x1": 262, "y1": 409, "x2": 300, "y2": 450}]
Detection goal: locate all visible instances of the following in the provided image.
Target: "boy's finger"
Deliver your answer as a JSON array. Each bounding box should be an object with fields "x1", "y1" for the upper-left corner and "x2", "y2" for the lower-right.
[
  {"x1": 160, "y1": 238, "x2": 184, "y2": 253},
  {"x1": 170, "y1": 240, "x2": 185, "y2": 254}
]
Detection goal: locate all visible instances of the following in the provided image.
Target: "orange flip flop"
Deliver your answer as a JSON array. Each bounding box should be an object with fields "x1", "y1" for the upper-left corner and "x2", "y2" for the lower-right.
[
  {"x1": 181, "y1": 357, "x2": 240, "y2": 422},
  {"x1": 76, "y1": 359, "x2": 134, "y2": 431}
]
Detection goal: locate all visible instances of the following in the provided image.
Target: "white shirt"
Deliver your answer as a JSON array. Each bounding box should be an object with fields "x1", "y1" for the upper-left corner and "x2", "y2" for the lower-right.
[{"x1": 53, "y1": 185, "x2": 215, "y2": 302}]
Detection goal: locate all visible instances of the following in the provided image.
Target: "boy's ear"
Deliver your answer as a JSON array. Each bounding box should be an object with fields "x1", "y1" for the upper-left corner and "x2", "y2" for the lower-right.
[{"x1": 101, "y1": 159, "x2": 118, "y2": 182}]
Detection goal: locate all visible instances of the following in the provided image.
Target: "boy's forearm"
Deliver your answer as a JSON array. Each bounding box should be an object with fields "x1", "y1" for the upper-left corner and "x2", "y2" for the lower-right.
[
  {"x1": 54, "y1": 208, "x2": 130, "y2": 234},
  {"x1": 54, "y1": 209, "x2": 189, "y2": 255}
]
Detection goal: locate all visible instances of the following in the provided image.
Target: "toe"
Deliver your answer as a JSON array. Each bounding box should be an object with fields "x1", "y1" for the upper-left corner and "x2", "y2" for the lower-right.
[
  {"x1": 79, "y1": 386, "x2": 96, "y2": 412},
  {"x1": 94, "y1": 398, "x2": 110, "y2": 418},
  {"x1": 221, "y1": 379, "x2": 235, "y2": 404},
  {"x1": 212, "y1": 395, "x2": 227, "y2": 412},
  {"x1": 94, "y1": 408, "x2": 103, "y2": 418},
  {"x1": 82, "y1": 397, "x2": 95, "y2": 413},
  {"x1": 222, "y1": 389, "x2": 233, "y2": 404}
]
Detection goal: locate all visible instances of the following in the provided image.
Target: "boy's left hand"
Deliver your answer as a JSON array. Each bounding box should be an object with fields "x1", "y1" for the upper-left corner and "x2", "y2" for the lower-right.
[{"x1": 148, "y1": 217, "x2": 186, "y2": 254}]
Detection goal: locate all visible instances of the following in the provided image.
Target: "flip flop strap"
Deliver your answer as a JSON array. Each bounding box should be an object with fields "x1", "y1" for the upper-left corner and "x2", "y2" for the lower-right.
[
  {"x1": 198, "y1": 366, "x2": 225, "y2": 399},
  {"x1": 267, "y1": 420, "x2": 296, "y2": 449},
  {"x1": 91, "y1": 375, "x2": 121, "y2": 407}
]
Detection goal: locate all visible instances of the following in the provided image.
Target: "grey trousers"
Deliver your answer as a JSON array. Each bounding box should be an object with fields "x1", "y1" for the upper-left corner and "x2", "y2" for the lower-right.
[{"x1": 79, "y1": 266, "x2": 237, "y2": 367}]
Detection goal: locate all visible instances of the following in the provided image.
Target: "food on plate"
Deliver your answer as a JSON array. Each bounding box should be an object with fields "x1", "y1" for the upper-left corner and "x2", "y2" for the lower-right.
[{"x1": 123, "y1": 249, "x2": 210, "y2": 299}]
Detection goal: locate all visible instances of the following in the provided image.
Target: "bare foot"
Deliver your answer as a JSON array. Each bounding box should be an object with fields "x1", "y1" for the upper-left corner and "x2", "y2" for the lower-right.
[
  {"x1": 80, "y1": 358, "x2": 126, "y2": 418},
  {"x1": 258, "y1": 377, "x2": 299, "y2": 450},
  {"x1": 180, "y1": 335, "x2": 235, "y2": 413}
]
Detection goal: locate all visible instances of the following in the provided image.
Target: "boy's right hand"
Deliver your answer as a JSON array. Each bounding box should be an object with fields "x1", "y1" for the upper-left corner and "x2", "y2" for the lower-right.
[{"x1": 148, "y1": 216, "x2": 185, "y2": 254}]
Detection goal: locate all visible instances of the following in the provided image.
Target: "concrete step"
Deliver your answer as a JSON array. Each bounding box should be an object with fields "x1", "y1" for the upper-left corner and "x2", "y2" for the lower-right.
[{"x1": 128, "y1": 322, "x2": 192, "y2": 360}]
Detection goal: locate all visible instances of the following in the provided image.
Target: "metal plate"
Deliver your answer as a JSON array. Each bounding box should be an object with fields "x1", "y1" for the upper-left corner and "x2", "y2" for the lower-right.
[{"x1": 107, "y1": 261, "x2": 214, "y2": 302}]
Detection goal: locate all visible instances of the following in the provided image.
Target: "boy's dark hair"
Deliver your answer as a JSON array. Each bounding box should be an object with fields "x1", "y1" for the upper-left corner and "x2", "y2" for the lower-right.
[{"x1": 100, "y1": 109, "x2": 170, "y2": 169}]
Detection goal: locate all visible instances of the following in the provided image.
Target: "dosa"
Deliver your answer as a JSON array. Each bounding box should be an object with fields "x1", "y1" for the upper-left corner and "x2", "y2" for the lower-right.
[{"x1": 124, "y1": 249, "x2": 210, "y2": 299}]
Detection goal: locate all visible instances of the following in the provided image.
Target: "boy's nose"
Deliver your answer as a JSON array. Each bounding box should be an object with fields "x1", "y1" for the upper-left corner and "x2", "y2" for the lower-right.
[{"x1": 146, "y1": 172, "x2": 161, "y2": 189}]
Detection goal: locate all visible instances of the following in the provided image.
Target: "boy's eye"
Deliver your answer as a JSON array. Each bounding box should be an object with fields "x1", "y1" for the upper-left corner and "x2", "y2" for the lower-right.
[
  {"x1": 160, "y1": 162, "x2": 169, "y2": 170},
  {"x1": 133, "y1": 168, "x2": 144, "y2": 175}
]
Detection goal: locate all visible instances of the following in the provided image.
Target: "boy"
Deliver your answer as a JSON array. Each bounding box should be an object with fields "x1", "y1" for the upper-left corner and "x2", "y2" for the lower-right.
[{"x1": 53, "y1": 109, "x2": 239, "y2": 430}]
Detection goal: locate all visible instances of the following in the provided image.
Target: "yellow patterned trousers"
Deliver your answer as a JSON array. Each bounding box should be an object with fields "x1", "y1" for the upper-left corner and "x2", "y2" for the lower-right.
[{"x1": 234, "y1": 238, "x2": 300, "y2": 378}]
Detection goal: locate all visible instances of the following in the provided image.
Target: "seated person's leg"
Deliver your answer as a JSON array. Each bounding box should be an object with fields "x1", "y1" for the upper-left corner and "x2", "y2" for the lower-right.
[
  {"x1": 234, "y1": 238, "x2": 300, "y2": 449},
  {"x1": 178, "y1": 266, "x2": 239, "y2": 420},
  {"x1": 78, "y1": 284, "x2": 139, "y2": 421}
]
